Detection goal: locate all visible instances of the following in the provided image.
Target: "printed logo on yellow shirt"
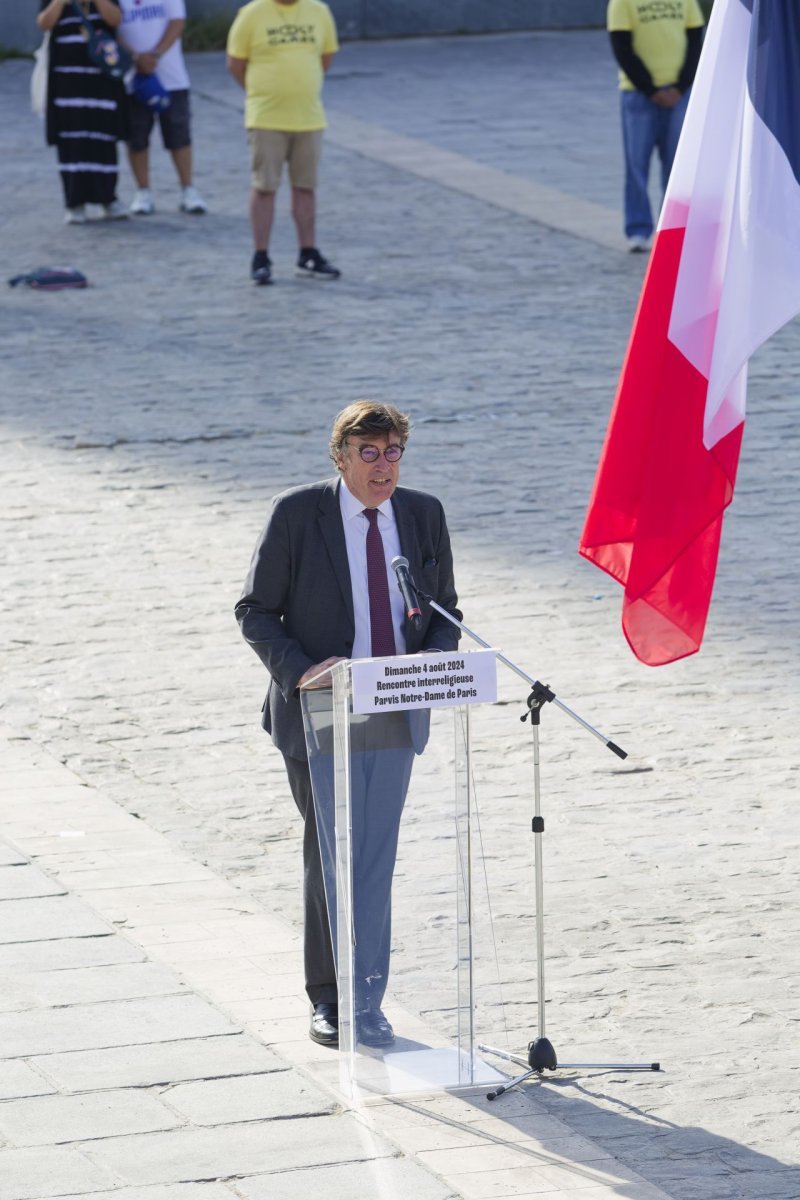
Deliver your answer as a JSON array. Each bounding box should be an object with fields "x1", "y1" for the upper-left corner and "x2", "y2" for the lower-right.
[
  {"x1": 636, "y1": 1, "x2": 685, "y2": 20},
  {"x1": 266, "y1": 23, "x2": 318, "y2": 45}
]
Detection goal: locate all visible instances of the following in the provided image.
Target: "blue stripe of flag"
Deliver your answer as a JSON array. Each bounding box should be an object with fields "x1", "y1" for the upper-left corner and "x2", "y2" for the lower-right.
[{"x1": 747, "y1": 0, "x2": 800, "y2": 184}]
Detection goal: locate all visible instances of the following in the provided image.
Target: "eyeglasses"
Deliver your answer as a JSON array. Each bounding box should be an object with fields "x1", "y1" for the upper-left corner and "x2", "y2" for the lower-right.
[{"x1": 345, "y1": 441, "x2": 405, "y2": 463}]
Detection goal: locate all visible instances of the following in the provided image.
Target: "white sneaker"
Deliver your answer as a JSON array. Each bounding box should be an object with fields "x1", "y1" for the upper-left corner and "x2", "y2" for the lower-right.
[
  {"x1": 130, "y1": 188, "x2": 155, "y2": 216},
  {"x1": 102, "y1": 199, "x2": 129, "y2": 220},
  {"x1": 627, "y1": 235, "x2": 651, "y2": 253},
  {"x1": 180, "y1": 185, "x2": 207, "y2": 214},
  {"x1": 64, "y1": 206, "x2": 86, "y2": 225}
]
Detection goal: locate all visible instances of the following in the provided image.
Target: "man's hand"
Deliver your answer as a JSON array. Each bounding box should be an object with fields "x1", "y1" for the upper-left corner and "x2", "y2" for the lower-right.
[
  {"x1": 298, "y1": 656, "x2": 348, "y2": 689},
  {"x1": 651, "y1": 86, "x2": 681, "y2": 109},
  {"x1": 227, "y1": 55, "x2": 248, "y2": 90},
  {"x1": 136, "y1": 51, "x2": 160, "y2": 75}
]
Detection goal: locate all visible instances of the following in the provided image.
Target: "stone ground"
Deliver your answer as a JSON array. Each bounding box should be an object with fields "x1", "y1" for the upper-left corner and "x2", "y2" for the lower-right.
[{"x1": 2, "y1": 27, "x2": 800, "y2": 1200}]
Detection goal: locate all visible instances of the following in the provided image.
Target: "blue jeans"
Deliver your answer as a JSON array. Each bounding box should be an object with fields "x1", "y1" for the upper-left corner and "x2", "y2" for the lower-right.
[
  {"x1": 301, "y1": 710, "x2": 416, "y2": 1013},
  {"x1": 620, "y1": 89, "x2": 690, "y2": 238}
]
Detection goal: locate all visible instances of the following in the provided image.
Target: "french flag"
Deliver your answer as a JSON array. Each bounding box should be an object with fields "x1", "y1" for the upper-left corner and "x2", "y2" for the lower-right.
[{"x1": 579, "y1": 0, "x2": 800, "y2": 667}]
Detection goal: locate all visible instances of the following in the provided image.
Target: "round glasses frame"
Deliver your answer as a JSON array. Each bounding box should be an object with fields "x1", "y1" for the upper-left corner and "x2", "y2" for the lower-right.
[{"x1": 345, "y1": 441, "x2": 405, "y2": 463}]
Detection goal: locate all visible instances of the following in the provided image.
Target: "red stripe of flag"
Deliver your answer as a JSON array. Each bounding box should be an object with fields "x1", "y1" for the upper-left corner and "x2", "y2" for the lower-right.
[{"x1": 580, "y1": 224, "x2": 742, "y2": 666}]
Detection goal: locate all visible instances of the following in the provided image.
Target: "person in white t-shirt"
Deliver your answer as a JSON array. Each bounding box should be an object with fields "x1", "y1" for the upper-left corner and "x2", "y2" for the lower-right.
[{"x1": 117, "y1": 0, "x2": 206, "y2": 215}]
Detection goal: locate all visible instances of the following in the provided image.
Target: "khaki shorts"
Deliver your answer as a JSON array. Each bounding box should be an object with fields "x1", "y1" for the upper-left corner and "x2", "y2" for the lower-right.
[{"x1": 248, "y1": 129, "x2": 323, "y2": 192}]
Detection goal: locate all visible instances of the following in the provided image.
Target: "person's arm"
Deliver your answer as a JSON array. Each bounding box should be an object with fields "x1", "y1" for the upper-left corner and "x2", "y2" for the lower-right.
[
  {"x1": 235, "y1": 500, "x2": 322, "y2": 698},
  {"x1": 93, "y1": 0, "x2": 122, "y2": 29},
  {"x1": 677, "y1": 25, "x2": 704, "y2": 93},
  {"x1": 420, "y1": 504, "x2": 462, "y2": 654},
  {"x1": 37, "y1": 0, "x2": 68, "y2": 32},
  {"x1": 227, "y1": 54, "x2": 248, "y2": 89},
  {"x1": 608, "y1": 30, "x2": 656, "y2": 96},
  {"x1": 320, "y1": 6, "x2": 337, "y2": 75},
  {"x1": 132, "y1": 17, "x2": 185, "y2": 74}
]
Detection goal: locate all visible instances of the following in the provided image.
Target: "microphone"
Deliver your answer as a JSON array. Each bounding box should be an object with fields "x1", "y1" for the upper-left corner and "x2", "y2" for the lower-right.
[{"x1": 391, "y1": 555, "x2": 422, "y2": 631}]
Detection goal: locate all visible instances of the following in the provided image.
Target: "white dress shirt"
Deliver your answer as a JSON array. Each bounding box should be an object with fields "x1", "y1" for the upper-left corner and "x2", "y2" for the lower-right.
[{"x1": 339, "y1": 480, "x2": 406, "y2": 659}]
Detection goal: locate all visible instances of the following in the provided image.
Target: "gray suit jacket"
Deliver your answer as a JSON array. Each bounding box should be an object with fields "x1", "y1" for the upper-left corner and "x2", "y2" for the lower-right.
[{"x1": 235, "y1": 477, "x2": 462, "y2": 760}]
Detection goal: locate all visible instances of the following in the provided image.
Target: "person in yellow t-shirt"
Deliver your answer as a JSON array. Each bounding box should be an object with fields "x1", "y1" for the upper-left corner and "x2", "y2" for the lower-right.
[
  {"x1": 607, "y1": 0, "x2": 704, "y2": 251},
  {"x1": 227, "y1": 0, "x2": 340, "y2": 285}
]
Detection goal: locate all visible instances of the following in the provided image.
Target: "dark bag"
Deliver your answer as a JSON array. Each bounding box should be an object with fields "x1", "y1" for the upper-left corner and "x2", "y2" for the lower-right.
[
  {"x1": 9, "y1": 266, "x2": 89, "y2": 291},
  {"x1": 71, "y1": 2, "x2": 133, "y2": 82}
]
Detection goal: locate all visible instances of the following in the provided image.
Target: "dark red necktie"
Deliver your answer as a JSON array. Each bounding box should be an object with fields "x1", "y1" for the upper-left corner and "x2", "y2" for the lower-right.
[{"x1": 364, "y1": 508, "x2": 396, "y2": 657}]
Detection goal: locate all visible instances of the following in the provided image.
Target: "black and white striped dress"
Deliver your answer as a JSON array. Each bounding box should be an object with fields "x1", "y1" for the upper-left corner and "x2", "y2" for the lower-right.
[{"x1": 42, "y1": 1, "x2": 127, "y2": 208}]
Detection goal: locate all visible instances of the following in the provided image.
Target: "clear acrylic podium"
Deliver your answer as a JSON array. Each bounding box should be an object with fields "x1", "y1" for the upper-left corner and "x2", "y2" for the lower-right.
[{"x1": 300, "y1": 656, "x2": 504, "y2": 1100}]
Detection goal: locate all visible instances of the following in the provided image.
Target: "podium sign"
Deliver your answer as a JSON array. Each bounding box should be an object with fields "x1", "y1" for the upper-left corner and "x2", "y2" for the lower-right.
[
  {"x1": 301, "y1": 655, "x2": 505, "y2": 1100},
  {"x1": 351, "y1": 648, "x2": 497, "y2": 714}
]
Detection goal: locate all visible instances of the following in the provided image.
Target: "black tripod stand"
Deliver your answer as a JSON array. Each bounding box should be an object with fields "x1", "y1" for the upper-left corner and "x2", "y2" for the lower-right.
[{"x1": 410, "y1": 587, "x2": 661, "y2": 1100}]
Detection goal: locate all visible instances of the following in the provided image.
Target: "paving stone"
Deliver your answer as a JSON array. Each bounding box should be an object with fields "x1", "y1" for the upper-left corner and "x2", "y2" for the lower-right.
[
  {"x1": 161, "y1": 1071, "x2": 336, "y2": 1124},
  {"x1": 87, "y1": 888, "x2": 266, "y2": 929},
  {"x1": 0, "y1": 1088, "x2": 182, "y2": 1147},
  {"x1": 22, "y1": 829, "x2": 167, "y2": 859},
  {"x1": 0, "y1": 793, "x2": 136, "y2": 837},
  {"x1": 450, "y1": 1183, "x2": 662, "y2": 1200},
  {"x1": 0, "y1": 962, "x2": 187, "y2": 1012},
  {"x1": 173, "y1": 961, "x2": 303, "y2": 1004},
  {"x1": 0, "y1": 1059, "x2": 57, "y2": 1100},
  {"x1": 85, "y1": 1187, "x2": 240, "y2": 1200},
  {"x1": 1, "y1": 770, "x2": 83, "y2": 791},
  {"x1": 34, "y1": 1034, "x2": 287, "y2": 1093},
  {"x1": 0, "y1": 844, "x2": 27, "y2": 867},
  {"x1": 0, "y1": 896, "x2": 112, "y2": 944},
  {"x1": 235, "y1": 1157, "x2": 460, "y2": 1200},
  {"x1": 0, "y1": 865, "x2": 65, "y2": 901},
  {"x1": 52, "y1": 858, "x2": 218, "y2": 892},
  {"x1": 0, "y1": 995, "x2": 238, "y2": 1057},
  {"x1": 733, "y1": 1171, "x2": 800, "y2": 1198},
  {"x1": 80, "y1": 1114, "x2": 398, "y2": 1185},
  {"x1": 0, "y1": 934, "x2": 144, "y2": 973},
  {"x1": 0, "y1": 1145, "x2": 117, "y2": 1200}
]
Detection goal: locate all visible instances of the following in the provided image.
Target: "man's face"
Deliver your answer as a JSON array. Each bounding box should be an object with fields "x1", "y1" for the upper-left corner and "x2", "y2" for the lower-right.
[{"x1": 336, "y1": 430, "x2": 403, "y2": 509}]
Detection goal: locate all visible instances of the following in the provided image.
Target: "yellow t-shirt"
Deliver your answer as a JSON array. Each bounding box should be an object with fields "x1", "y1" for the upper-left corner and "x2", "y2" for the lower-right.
[
  {"x1": 227, "y1": 0, "x2": 338, "y2": 131},
  {"x1": 607, "y1": 0, "x2": 705, "y2": 91}
]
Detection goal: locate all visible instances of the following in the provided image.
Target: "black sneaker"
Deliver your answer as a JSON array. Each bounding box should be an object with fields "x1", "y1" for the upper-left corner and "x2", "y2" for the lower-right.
[
  {"x1": 295, "y1": 248, "x2": 340, "y2": 281},
  {"x1": 251, "y1": 251, "x2": 272, "y2": 286}
]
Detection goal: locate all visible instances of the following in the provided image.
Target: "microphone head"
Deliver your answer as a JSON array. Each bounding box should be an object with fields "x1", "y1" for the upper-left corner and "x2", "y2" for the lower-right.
[{"x1": 391, "y1": 555, "x2": 410, "y2": 573}]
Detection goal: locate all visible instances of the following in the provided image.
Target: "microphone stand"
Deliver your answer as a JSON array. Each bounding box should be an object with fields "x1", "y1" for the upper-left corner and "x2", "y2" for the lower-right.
[{"x1": 411, "y1": 584, "x2": 660, "y2": 1100}]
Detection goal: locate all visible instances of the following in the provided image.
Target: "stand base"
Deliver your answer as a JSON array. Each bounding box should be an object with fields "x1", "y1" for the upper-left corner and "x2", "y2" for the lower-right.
[{"x1": 479, "y1": 1041, "x2": 661, "y2": 1100}]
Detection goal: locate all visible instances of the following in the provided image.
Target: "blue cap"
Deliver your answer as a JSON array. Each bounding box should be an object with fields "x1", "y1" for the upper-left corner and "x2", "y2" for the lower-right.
[{"x1": 131, "y1": 72, "x2": 171, "y2": 112}]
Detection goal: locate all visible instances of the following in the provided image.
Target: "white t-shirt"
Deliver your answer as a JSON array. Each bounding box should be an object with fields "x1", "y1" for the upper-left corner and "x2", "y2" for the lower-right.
[{"x1": 118, "y1": 0, "x2": 190, "y2": 92}]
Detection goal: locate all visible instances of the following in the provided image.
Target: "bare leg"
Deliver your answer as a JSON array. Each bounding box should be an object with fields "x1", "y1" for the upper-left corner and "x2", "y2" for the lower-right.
[
  {"x1": 128, "y1": 147, "x2": 150, "y2": 189},
  {"x1": 291, "y1": 186, "x2": 316, "y2": 248},
  {"x1": 170, "y1": 145, "x2": 192, "y2": 189},
  {"x1": 250, "y1": 188, "x2": 276, "y2": 252}
]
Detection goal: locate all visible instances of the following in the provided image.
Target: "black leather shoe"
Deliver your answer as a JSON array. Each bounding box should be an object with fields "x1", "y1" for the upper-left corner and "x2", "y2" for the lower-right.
[
  {"x1": 357, "y1": 1008, "x2": 395, "y2": 1048},
  {"x1": 309, "y1": 1002, "x2": 339, "y2": 1046}
]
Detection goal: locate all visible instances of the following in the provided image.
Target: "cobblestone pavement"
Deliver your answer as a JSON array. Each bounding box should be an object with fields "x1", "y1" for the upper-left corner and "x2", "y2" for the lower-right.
[{"x1": 2, "y1": 29, "x2": 800, "y2": 1200}]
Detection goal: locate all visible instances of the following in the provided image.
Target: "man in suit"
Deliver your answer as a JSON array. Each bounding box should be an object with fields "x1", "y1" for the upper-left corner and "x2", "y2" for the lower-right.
[{"x1": 235, "y1": 401, "x2": 461, "y2": 1048}]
